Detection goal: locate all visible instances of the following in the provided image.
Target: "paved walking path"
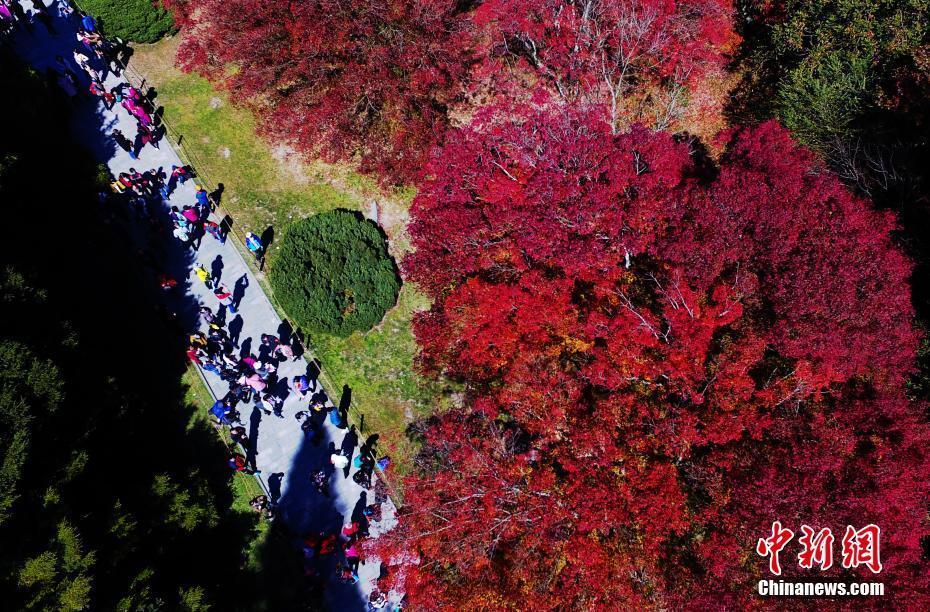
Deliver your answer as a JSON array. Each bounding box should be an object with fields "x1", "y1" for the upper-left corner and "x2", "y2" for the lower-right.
[{"x1": 8, "y1": 4, "x2": 396, "y2": 609}]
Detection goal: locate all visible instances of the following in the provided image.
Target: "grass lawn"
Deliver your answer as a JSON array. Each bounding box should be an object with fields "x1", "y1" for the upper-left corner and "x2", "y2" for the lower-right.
[{"x1": 135, "y1": 37, "x2": 455, "y2": 479}]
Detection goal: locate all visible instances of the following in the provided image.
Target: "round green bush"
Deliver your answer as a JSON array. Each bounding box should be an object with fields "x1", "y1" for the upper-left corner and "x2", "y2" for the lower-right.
[
  {"x1": 75, "y1": 0, "x2": 175, "y2": 44},
  {"x1": 270, "y1": 210, "x2": 400, "y2": 337}
]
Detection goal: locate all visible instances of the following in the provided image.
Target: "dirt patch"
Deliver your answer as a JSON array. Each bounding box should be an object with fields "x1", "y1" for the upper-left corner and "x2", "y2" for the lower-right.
[
  {"x1": 128, "y1": 35, "x2": 183, "y2": 83},
  {"x1": 308, "y1": 160, "x2": 412, "y2": 243},
  {"x1": 377, "y1": 199, "x2": 410, "y2": 241},
  {"x1": 271, "y1": 144, "x2": 311, "y2": 185}
]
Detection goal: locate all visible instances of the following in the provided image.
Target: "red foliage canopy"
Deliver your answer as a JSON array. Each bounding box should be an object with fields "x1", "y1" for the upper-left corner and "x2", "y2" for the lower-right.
[
  {"x1": 379, "y1": 113, "x2": 930, "y2": 608},
  {"x1": 473, "y1": 0, "x2": 739, "y2": 130},
  {"x1": 165, "y1": 0, "x2": 738, "y2": 182},
  {"x1": 165, "y1": 0, "x2": 476, "y2": 183}
]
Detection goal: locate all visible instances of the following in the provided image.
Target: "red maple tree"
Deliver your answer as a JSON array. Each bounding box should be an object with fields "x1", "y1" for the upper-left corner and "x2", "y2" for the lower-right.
[
  {"x1": 164, "y1": 0, "x2": 738, "y2": 182},
  {"x1": 472, "y1": 0, "x2": 739, "y2": 131},
  {"x1": 377, "y1": 113, "x2": 930, "y2": 608},
  {"x1": 164, "y1": 0, "x2": 476, "y2": 184}
]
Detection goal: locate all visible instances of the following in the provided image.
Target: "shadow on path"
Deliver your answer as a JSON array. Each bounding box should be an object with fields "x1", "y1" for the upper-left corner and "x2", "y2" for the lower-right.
[
  {"x1": 7, "y1": 6, "x2": 378, "y2": 608},
  {"x1": 277, "y1": 429, "x2": 369, "y2": 610}
]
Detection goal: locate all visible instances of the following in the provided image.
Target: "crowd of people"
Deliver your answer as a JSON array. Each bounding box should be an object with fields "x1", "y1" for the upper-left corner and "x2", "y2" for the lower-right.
[
  {"x1": 1, "y1": 0, "x2": 65, "y2": 36},
  {"x1": 5, "y1": 2, "x2": 398, "y2": 607},
  {"x1": 304, "y1": 477, "x2": 392, "y2": 591}
]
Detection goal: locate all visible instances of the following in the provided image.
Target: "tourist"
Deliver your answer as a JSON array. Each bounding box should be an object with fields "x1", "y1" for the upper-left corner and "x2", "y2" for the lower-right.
[
  {"x1": 240, "y1": 372, "x2": 267, "y2": 394},
  {"x1": 291, "y1": 375, "x2": 311, "y2": 397},
  {"x1": 255, "y1": 393, "x2": 275, "y2": 417},
  {"x1": 88, "y1": 79, "x2": 114, "y2": 109},
  {"x1": 342, "y1": 522, "x2": 361, "y2": 539},
  {"x1": 111, "y1": 129, "x2": 135, "y2": 158},
  {"x1": 363, "y1": 503, "x2": 382, "y2": 522},
  {"x1": 80, "y1": 11, "x2": 96, "y2": 32},
  {"x1": 336, "y1": 561, "x2": 359, "y2": 584},
  {"x1": 345, "y1": 540, "x2": 362, "y2": 572},
  {"x1": 55, "y1": 55, "x2": 73, "y2": 75},
  {"x1": 125, "y1": 167, "x2": 146, "y2": 194},
  {"x1": 8, "y1": 0, "x2": 30, "y2": 32},
  {"x1": 199, "y1": 306, "x2": 215, "y2": 326},
  {"x1": 203, "y1": 220, "x2": 225, "y2": 244},
  {"x1": 210, "y1": 399, "x2": 238, "y2": 426},
  {"x1": 245, "y1": 232, "x2": 264, "y2": 261},
  {"x1": 353, "y1": 452, "x2": 374, "y2": 489},
  {"x1": 195, "y1": 186, "x2": 210, "y2": 212},
  {"x1": 76, "y1": 29, "x2": 102, "y2": 57},
  {"x1": 261, "y1": 392, "x2": 284, "y2": 418},
  {"x1": 158, "y1": 274, "x2": 178, "y2": 291},
  {"x1": 275, "y1": 341, "x2": 296, "y2": 361},
  {"x1": 189, "y1": 332, "x2": 209, "y2": 350},
  {"x1": 330, "y1": 451, "x2": 349, "y2": 470},
  {"x1": 56, "y1": 71, "x2": 77, "y2": 98},
  {"x1": 170, "y1": 206, "x2": 188, "y2": 228},
  {"x1": 368, "y1": 590, "x2": 388, "y2": 610},
  {"x1": 122, "y1": 94, "x2": 152, "y2": 127},
  {"x1": 186, "y1": 346, "x2": 205, "y2": 367},
  {"x1": 230, "y1": 425, "x2": 248, "y2": 446},
  {"x1": 56, "y1": 0, "x2": 74, "y2": 18},
  {"x1": 132, "y1": 122, "x2": 157, "y2": 156},
  {"x1": 181, "y1": 205, "x2": 199, "y2": 224},
  {"x1": 173, "y1": 224, "x2": 192, "y2": 246},
  {"x1": 112, "y1": 171, "x2": 134, "y2": 193},
  {"x1": 260, "y1": 333, "x2": 279, "y2": 351},
  {"x1": 249, "y1": 495, "x2": 268, "y2": 512},
  {"x1": 213, "y1": 283, "x2": 235, "y2": 313},
  {"x1": 72, "y1": 50, "x2": 100, "y2": 81},
  {"x1": 231, "y1": 382, "x2": 253, "y2": 405},
  {"x1": 252, "y1": 361, "x2": 276, "y2": 384},
  {"x1": 32, "y1": 1, "x2": 56, "y2": 34},
  {"x1": 201, "y1": 358, "x2": 221, "y2": 376},
  {"x1": 311, "y1": 468, "x2": 329, "y2": 497},
  {"x1": 228, "y1": 453, "x2": 259, "y2": 475},
  {"x1": 161, "y1": 164, "x2": 189, "y2": 198},
  {"x1": 220, "y1": 351, "x2": 239, "y2": 371}
]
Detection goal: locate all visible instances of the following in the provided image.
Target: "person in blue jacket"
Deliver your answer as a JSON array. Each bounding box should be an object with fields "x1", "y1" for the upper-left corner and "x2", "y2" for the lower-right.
[
  {"x1": 195, "y1": 186, "x2": 211, "y2": 216},
  {"x1": 80, "y1": 11, "x2": 97, "y2": 32},
  {"x1": 245, "y1": 232, "x2": 264, "y2": 261},
  {"x1": 210, "y1": 399, "x2": 237, "y2": 426}
]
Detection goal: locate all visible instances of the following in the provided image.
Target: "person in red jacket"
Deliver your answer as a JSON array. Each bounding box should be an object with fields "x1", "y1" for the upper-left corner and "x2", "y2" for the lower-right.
[{"x1": 213, "y1": 283, "x2": 236, "y2": 313}]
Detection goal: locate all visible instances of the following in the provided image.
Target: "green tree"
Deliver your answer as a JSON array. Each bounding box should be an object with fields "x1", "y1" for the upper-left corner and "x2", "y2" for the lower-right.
[
  {"x1": 179, "y1": 585, "x2": 210, "y2": 611},
  {"x1": 777, "y1": 51, "x2": 871, "y2": 154},
  {"x1": 151, "y1": 474, "x2": 217, "y2": 533},
  {"x1": 737, "y1": 0, "x2": 930, "y2": 145},
  {"x1": 18, "y1": 521, "x2": 95, "y2": 611},
  {"x1": 767, "y1": 0, "x2": 928, "y2": 60},
  {"x1": 0, "y1": 334, "x2": 60, "y2": 526},
  {"x1": 74, "y1": 0, "x2": 174, "y2": 43},
  {"x1": 270, "y1": 209, "x2": 401, "y2": 337}
]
